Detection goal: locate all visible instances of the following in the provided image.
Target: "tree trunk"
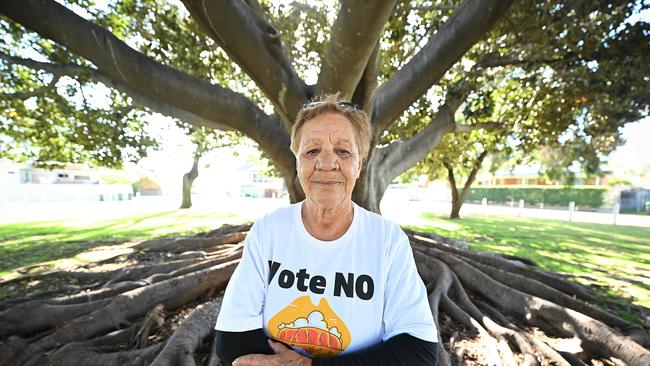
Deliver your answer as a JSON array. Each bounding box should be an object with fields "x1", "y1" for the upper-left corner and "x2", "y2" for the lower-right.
[
  {"x1": 283, "y1": 173, "x2": 305, "y2": 204},
  {"x1": 180, "y1": 153, "x2": 200, "y2": 209},
  {"x1": 446, "y1": 150, "x2": 489, "y2": 220},
  {"x1": 445, "y1": 162, "x2": 462, "y2": 219},
  {"x1": 353, "y1": 155, "x2": 389, "y2": 214},
  {"x1": 450, "y1": 198, "x2": 463, "y2": 220}
]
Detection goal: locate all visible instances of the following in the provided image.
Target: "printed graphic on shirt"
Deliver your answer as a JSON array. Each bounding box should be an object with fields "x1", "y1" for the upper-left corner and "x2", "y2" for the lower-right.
[
  {"x1": 268, "y1": 261, "x2": 375, "y2": 300},
  {"x1": 268, "y1": 296, "x2": 351, "y2": 358}
]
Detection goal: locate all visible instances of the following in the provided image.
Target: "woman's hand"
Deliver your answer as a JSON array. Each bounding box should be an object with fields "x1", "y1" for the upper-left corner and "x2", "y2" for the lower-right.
[{"x1": 232, "y1": 340, "x2": 312, "y2": 366}]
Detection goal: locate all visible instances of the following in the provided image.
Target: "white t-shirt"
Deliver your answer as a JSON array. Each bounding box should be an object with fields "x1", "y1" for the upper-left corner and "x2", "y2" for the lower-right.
[{"x1": 215, "y1": 201, "x2": 437, "y2": 358}]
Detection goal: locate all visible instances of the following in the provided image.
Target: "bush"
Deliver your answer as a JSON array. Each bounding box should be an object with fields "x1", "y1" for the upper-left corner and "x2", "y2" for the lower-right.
[
  {"x1": 132, "y1": 176, "x2": 162, "y2": 195},
  {"x1": 467, "y1": 186, "x2": 606, "y2": 207}
]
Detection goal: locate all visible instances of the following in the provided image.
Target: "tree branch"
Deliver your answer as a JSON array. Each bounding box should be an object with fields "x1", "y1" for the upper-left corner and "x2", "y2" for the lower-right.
[
  {"x1": 0, "y1": 75, "x2": 60, "y2": 100},
  {"x1": 379, "y1": 97, "x2": 462, "y2": 181},
  {"x1": 180, "y1": 0, "x2": 307, "y2": 126},
  {"x1": 351, "y1": 41, "x2": 381, "y2": 114},
  {"x1": 460, "y1": 149, "x2": 489, "y2": 201},
  {"x1": 0, "y1": 0, "x2": 297, "y2": 179},
  {"x1": 371, "y1": 0, "x2": 516, "y2": 138},
  {"x1": 444, "y1": 160, "x2": 460, "y2": 204},
  {"x1": 241, "y1": 0, "x2": 265, "y2": 18},
  {"x1": 0, "y1": 51, "x2": 81, "y2": 76},
  {"x1": 316, "y1": 0, "x2": 396, "y2": 100},
  {"x1": 0, "y1": 51, "x2": 231, "y2": 131},
  {"x1": 453, "y1": 121, "x2": 503, "y2": 133}
]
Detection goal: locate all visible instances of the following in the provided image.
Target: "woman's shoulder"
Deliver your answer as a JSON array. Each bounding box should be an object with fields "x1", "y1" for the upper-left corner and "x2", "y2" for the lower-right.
[{"x1": 354, "y1": 203, "x2": 404, "y2": 237}]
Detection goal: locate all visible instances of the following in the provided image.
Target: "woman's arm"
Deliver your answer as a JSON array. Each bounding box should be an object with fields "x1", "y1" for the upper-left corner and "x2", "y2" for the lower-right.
[
  {"x1": 215, "y1": 329, "x2": 274, "y2": 365},
  {"x1": 217, "y1": 329, "x2": 438, "y2": 366},
  {"x1": 313, "y1": 334, "x2": 438, "y2": 366}
]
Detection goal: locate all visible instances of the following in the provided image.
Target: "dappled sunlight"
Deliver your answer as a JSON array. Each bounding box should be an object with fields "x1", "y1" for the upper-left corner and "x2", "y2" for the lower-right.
[
  {"x1": 416, "y1": 220, "x2": 462, "y2": 232},
  {"x1": 75, "y1": 246, "x2": 133, "y2": 263},
  {"x1": 417, "y1": 213, "x2": 464, "y2": 231},
  {"x1": 0, "y1": 208, "x2": 252, "y2": 276}
]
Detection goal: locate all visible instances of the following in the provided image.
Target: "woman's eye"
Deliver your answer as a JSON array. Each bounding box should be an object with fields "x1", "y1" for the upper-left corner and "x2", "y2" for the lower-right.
[
  {"x1": 337, "y1": 150, "x2": 351, "y2": 157},
  {"x1": 306, "y1": 149, "x2": 319, "y2": 156}
]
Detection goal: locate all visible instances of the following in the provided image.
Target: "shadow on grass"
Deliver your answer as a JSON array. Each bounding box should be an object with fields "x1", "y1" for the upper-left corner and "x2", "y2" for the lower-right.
[{"x1": 0, "y1": 210, "x2": 242, "y2": 274}]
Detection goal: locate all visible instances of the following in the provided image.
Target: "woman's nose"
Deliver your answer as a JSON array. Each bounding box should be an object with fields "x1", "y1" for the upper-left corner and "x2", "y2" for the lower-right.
[{"x1": 316, "y1": 150, "x2": 338, "y2": 170}]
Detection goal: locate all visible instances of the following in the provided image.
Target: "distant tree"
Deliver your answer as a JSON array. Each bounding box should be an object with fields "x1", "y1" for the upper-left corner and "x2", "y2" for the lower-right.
[{"x1": 179, "y1": 126, "x2": 239, "y2": 209}]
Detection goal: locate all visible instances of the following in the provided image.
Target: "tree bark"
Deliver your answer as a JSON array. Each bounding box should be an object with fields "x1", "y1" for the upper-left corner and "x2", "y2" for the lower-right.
[
  {"x1": 316, "y1": 1, "x2": 396, "y2": 100},
  {"x1": 180, "y1": 0, "x2": 307, "y2": 127}
]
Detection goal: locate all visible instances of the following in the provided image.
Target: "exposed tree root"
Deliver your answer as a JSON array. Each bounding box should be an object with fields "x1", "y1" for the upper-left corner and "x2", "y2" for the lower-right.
[
  {"x1": 0, "y1": 282, "x2": 100, "y2": 310},
  {"x1": 421, "y1": 246, "x2": 650, "y2": 365},
  {"x1": 466, "y1": 256, "x2": 637, "y2": 331},
  {"x1": 0, "y1": 225, "x2": 647, "y2": 366},
  {"x1": 132, "y1": 304, "x2": 166, "y2": 349},
  {"x1": 7, "y1": 260, "x2": 238, "y2": 365},
  {"x1": 0, "y1": 298, "x2": 112, "y2": 337},
  {"x1": 415, "y1": 252, "x2": 454, "y2": 366},
  {"x1": 136, "y1": 230, "x2": 247, "y2": 253},
  {"x1": 43, "y1": 341, "x2": 165, "y2": 366},
  {"x1": 149, "y1": 297, "x2": 223, "y2": 366},
  {"x1": 410, "y1": 235, "x2": 595, "y2": 301}
]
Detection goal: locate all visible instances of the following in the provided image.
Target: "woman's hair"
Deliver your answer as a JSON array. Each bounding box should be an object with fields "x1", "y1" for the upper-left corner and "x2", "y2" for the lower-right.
[{"x1": 290, "y1": 94, "x2": 372, "y2": 161}]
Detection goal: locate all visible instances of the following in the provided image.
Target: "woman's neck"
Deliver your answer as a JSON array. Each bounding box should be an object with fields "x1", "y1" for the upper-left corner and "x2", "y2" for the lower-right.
[{"x1": 301, "y1": 199, "x2": 354, "y2": 241}]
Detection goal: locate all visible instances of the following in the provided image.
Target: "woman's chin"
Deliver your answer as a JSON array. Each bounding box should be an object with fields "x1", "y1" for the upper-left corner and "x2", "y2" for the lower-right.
[{"x1": 307, "y1": 194, "x2": 350, "y2": 210}]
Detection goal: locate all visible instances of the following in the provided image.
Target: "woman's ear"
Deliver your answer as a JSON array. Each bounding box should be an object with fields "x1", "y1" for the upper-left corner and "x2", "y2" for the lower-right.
[{"x1": 355, "y1": 158, "x2": 362, "y2": 179}]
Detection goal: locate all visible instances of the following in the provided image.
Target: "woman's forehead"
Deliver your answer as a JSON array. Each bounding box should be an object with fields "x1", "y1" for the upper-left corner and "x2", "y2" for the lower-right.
[
  {"x1": 301, "y1": 113, "x2": 356, "y2": 137},
  {"x1": 302, "y1": 136, "x2": 354, "y2": 146}
]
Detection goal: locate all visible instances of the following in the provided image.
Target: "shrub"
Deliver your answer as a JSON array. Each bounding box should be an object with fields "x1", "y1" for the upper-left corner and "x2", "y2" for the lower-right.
[{"x1": 467, "y1": 186, "x2": 606, "y2": 207}]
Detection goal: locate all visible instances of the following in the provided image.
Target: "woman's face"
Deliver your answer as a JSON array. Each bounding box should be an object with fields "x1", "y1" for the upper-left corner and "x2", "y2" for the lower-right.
[{"x1": 296, "y1": 112, "x2": 362, "y2": 209}]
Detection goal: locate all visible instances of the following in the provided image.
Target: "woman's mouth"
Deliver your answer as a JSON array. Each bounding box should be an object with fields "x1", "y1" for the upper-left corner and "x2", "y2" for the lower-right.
[{"x1": 313, "y1": 181, "x2": 342, "y2": 186}]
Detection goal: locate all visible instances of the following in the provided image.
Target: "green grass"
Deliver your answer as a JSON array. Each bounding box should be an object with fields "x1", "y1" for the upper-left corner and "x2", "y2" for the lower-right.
[
  {"x1": 0, "y1": 209, "x2": 246, "y2": 278},
  {"x1": 407, "y1": 213, "x2": 650, "y2": 309},
  {"x1": 2, "y1": 207, "x2": 649, "y2": 312}
]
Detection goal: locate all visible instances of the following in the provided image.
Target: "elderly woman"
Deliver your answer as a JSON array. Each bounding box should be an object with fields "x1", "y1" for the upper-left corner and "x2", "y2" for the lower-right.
[{"x1": 215, "y1": 95, "x2": 438, "y2": 366}]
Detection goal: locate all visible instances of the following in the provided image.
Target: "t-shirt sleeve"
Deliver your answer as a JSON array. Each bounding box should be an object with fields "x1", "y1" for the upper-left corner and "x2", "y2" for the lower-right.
[
  {"x1": 382, "y1": 229, "x2": 438, "y2": 342},
  {"x1": 215, "y1": 221, "x2": 267, "y2": 332}
]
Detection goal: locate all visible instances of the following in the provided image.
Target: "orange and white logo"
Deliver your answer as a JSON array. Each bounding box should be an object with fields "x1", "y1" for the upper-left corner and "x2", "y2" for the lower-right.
[{"x1": 268, "y1": 296, "x2": 351, "y2": 358}]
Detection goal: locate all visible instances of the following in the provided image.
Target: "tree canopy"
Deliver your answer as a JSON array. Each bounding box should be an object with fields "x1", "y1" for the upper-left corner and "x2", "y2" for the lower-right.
[{"x1": 1, "y1": 0, "x2": 648, "y2": 211}]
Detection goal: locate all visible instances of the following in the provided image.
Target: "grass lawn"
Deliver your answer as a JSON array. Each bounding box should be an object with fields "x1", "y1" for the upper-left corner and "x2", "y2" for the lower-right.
[
  {"x1": 407, "y1": 213, "x2": 650, "y2": 311},
  {"x1": 1, "y1": 206, "x2": 649, "y2": 314},
  {"x1": 0, "y1": 208, "x2": 249, "y2": 279}
]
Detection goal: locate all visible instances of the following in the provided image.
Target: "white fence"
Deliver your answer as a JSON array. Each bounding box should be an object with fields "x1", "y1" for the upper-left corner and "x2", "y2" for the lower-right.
[
  {"x1": 0, "y1": 183, "x2": 133, "y2": 204},
  {"x1": 380, "y1": 197, "x2": 650, "y2": 228}
]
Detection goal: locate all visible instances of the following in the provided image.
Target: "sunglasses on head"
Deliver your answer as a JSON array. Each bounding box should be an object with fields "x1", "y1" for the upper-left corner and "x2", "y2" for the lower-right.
[{"x1": 302, "y1": 101, "x2": 360, "y2": 111}]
